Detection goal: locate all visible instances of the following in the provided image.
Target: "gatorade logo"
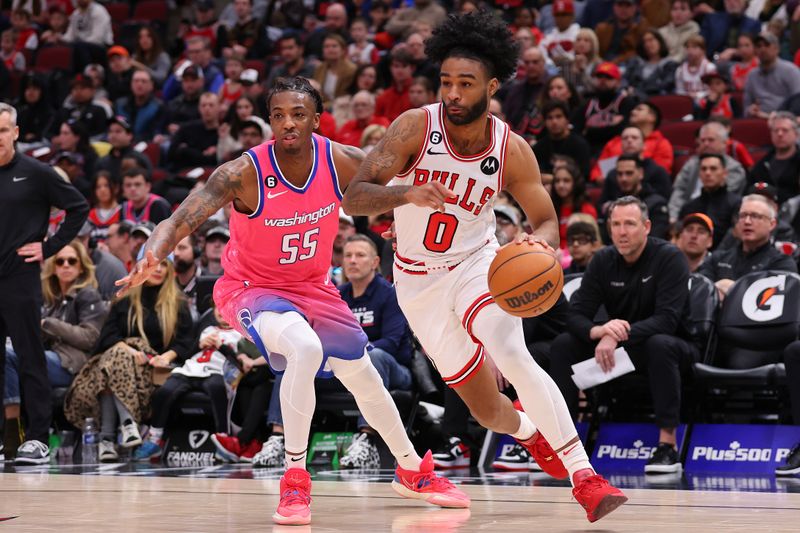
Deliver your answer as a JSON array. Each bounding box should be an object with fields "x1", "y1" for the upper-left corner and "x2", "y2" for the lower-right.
[
  {"x1": 691, "y1": 441, "x2": 791, "y2": 463},
  {"x1": 741, "y1": 275, "x2": 786, "y2": 322},
  {"x1": 596, "y1": 439, "x2": 656, "y2": 460},
  {"x1": 504, "y1": 280, "x2": 553, "y2": 309}
]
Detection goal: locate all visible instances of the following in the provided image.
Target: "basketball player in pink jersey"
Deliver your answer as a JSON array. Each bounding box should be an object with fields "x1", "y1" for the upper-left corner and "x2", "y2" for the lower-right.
[
  {"x1": 116, "y1": 78, "x2": 469, "y2": 526},
  {"x1": 343, "y1": 12, "x2": 627, "y2": 523}
]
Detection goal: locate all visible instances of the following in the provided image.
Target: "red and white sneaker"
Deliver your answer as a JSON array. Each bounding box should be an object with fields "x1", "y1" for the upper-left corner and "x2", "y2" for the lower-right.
[
  {"x1": 273, "y1": 468, "x2": 312, "y2": 525},
  {"x1": 572, "y1": 469, "x2": 627, "y2": 523},
  {"x1": 392, "y1": 450, "x2": 471, "y2": 508},
  {"x1": 238, "y1": 439, "x2": 263, "y2": 463},
  {"x1": 512, "y1": 400, "x2": 569, "y2": 479},
  {"x1": 211, "y1": 433, "x2": 243, "y2": 463}
]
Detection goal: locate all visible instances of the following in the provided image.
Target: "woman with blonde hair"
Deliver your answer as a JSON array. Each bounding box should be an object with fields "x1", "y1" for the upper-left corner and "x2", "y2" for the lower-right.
[
  {"x1": 565, "y1": 28, "x2": 601, "y2": 97},
  {"x1": 4, "y1": 240, "x2": 106, "y2": 457},
  {"x1": 64, "y1": 255, "x2": 193, "y2": 462},
  {"x1": 360, "y1": 124, "x2": 387, "y2": 153}
]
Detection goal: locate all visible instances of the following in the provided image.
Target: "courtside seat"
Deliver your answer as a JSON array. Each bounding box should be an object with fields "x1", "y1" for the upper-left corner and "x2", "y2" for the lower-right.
[{"x1": 693, "y1": 271, "x2": 800, "y2": 422}]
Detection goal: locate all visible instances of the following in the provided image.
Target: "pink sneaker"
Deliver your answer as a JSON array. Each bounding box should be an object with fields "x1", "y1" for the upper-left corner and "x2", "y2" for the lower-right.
[
  {"x1": 272, "y1": 468, "x2": 312, "y2": 525},
  {"x1": 392, "y1": 451, "x2": 471, "y2": 508}
]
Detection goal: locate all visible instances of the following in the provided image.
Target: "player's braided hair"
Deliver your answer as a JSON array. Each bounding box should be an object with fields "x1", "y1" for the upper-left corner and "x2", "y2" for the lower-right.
[
  {"x1": 424, "y1": 10, "x2": 520, "y2": 83},
  {"x1": 267, "y1": 76, "x2": 324, "y2": 114}
]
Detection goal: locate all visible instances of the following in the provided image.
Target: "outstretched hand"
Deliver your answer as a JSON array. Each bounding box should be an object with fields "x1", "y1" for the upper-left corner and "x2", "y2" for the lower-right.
[{"x1": 115, "y1": 250, "x2": 160, "y2": 298}]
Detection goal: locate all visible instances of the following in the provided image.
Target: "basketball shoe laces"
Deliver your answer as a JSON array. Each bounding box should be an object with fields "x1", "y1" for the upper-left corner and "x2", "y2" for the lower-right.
[
  {"x1": 281, "y1": 484, "x2": 312, "y2": 507},
  {"x1": 572, "y1": 474, "x2": 608, "y2": 508},
  {"x1": 407, "y1": 468, "x2": 458, "y2": 492}
]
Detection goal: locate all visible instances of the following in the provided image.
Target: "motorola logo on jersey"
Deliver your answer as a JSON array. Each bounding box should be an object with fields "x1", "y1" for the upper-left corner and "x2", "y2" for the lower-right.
[
  {"x1": 429, "y1": 131, "x2": 442, "y2": 144},
  {"x1": 265, "y1": 175, "x2": 278, "y2": 188},
  {"x1": 741, "y1": 275, "x2": 786, "y2": 322},
  {"x1": 480, "y1": 156, "x2": 499, "y2": 175}
]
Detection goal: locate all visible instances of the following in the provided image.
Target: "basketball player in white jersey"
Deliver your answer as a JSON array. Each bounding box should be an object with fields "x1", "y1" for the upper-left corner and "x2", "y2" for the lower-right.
[{"x1": 343, "y1": 11, "x2": 627, "y2": 523}]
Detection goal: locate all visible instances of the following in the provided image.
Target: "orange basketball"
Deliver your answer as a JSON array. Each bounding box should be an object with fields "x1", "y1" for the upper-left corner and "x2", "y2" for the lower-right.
[{"x1": 488, "y1": 242, "x2": 563, "y2": 318}]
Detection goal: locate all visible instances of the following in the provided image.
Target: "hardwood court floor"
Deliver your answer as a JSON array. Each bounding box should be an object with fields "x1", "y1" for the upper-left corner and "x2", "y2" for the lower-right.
[{"x1": 2, "y1": 471, "x2": 800, "y2": 532}]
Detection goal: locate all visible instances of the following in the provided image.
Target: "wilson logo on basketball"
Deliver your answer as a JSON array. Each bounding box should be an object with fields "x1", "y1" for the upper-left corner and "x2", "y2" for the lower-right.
[{"x1": 504, "y1": 280, "x2": 554, "y2": 309}]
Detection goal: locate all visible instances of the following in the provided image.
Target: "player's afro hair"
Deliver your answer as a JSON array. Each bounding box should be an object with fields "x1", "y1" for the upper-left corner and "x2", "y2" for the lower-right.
[{"x1": 425, "y1": 10, "x2": 520, "y2": 83}]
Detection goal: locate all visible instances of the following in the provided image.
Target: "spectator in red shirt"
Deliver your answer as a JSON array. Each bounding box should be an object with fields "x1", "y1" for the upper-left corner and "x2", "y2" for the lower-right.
[
  {"x1": 375, "y1": 46, "x2": 414, "y2": 122},
  {"x1": 336, "y1": 91, "x2": 390, "y2": 147},
  {"x1": 552, "y1": 156, "x2": 598, "y2": 252},
  {"x1": 592, "y1": 101, "x2": 673, "y2": 181}
]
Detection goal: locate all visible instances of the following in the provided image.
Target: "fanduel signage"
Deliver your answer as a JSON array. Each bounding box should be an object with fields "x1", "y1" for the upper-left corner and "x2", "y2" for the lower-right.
[
  {"x1": 591, "y1": 423, "x2": 687, "y2": 472},
  {"x1": 685, "y1": 424, "x2": 800, "y2": 474}
]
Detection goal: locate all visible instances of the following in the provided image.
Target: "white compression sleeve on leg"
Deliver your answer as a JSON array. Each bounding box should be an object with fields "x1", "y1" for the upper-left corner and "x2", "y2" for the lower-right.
[
  {"x1": 253, "y1": 311, "x2": 323, "y2": 470},
  {"x1": 328, "y1": 354, "x2": 422, "y2": 471},
  {"x1": 472, "y1": 307, "x2": 578, "y2": 450}
]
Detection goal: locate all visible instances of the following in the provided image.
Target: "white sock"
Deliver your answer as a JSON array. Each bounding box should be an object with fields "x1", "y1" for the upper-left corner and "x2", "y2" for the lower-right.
[
  {"x1": 285, "y1": 449, "x2": 307, "y2": 470},
  {"x1": 510, "y1": 410, "x2": 537, "y2": 441},
  {"x1": 557, "y1": 441, "x2": 593, "y2": 485},
  {"x1": 329, "y1": 355, "x2": 422, "y2": 471},
  {"x1": 148, "y1": 427, "x2": 163, "y2": 443},
  {"x1": 253, "y1": 311, "x2": 323, "y2": 474}
]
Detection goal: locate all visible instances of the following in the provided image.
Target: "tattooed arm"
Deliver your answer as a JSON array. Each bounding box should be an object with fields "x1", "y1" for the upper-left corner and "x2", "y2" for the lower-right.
[
  {"x1": 342, "y1": 109, "x2": 456, "y2": 216},
  {"x1": 115, "y1": 156, "x2": 253, "y2": 296}
]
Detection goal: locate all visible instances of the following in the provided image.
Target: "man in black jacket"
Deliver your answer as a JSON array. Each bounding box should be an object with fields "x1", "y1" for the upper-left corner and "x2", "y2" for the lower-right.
[
  {"x1": 0, "y1": 103, "x2": 89, "y2": 464},
  {"x1": 549, "y1": 196, "x2": 698, "y2": 474},
  {"x1": 599, "y1": 155, "x2": 669, "y2": 240},
  {"x1": 679, "y1": 153, "x2": 741, "y2": 250},
  {"x1": 698, "y1": 194, "x2": 798, "y2": 299},
  {"x1": 533, "y1": 101, "x2": 592, "y2": 179},
  {"x1": 749, "y1": 111, "x2": 800, "y2": 204}
]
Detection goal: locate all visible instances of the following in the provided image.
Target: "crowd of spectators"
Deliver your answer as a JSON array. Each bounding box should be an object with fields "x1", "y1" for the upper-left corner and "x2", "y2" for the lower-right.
[{"x1": 4, "y1": 0, "x2": 800, "y2": 475}]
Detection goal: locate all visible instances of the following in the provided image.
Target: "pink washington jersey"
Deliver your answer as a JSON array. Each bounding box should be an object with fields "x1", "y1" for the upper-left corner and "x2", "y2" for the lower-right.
[
  {"x1": 214, "y1": 133, "x2": 367, "y2": 378},
  {"x1": 389, "y1": 103, "x2": 510, "y2": 272}
]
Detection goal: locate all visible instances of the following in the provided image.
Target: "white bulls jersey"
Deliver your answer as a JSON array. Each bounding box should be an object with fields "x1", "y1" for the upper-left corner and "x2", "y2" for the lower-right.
[{"x1": 389, "y1": 103, "x2": 510, "y2": 266}]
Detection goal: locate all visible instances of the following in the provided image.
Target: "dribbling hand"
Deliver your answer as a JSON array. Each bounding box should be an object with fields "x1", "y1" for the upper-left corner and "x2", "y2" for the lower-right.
[
  {"x1": 513, "y1": 233, "x2": 555, "y2": 254},
  {"x1": 405, "y1": 181, "x2": 457, "y2": 212},
  {"x1": 115, "y1": 250, "x2": 160, "y2": 298}
]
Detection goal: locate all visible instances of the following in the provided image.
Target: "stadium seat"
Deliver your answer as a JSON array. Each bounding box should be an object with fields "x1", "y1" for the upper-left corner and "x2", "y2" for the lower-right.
[
  {"x1": 106, "y1": 2, "x2": 130, "y2": 22},
  {"x1": 683, "y1": 273, "x2": 719, "y2": 362},
  {"x1": 672, "y1": 151, "x2": 692, "y2": 179},
  {"x1": 33, "y1": 45, "x2": 73, "y2": 72},
  {"x1": 243, "y1": 59, "x2": 267, "y2": 80},
  {"x1": 131, "y1": 0, "x2": 168, "y2": 23},
  {"x1": 660, "y1": 120, "x2": 702, "y2": 151},
  {"x1": 648, "y1": 95, "x2": 695, "y2": 123},
  {"x1": 731, "y1": 118, "x2": 771, "y2": 148},
  {"x1": 694, "y1": 270, "x2": 800, "y2": 422}
]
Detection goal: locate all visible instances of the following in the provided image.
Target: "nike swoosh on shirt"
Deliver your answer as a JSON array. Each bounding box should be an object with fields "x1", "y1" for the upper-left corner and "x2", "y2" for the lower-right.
[
  {"x1": 267, "y1": 190, "x2": 288, "y2": 199},
  {"x1": 642, "y1": 275, "x2": 653, "y2": 283},
  {"x1": 426, "y1": 148, "x2": 447, "y2": 156},
  {"x1": 12, "y1": 176, "x2": 28, "y2": 182}
]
